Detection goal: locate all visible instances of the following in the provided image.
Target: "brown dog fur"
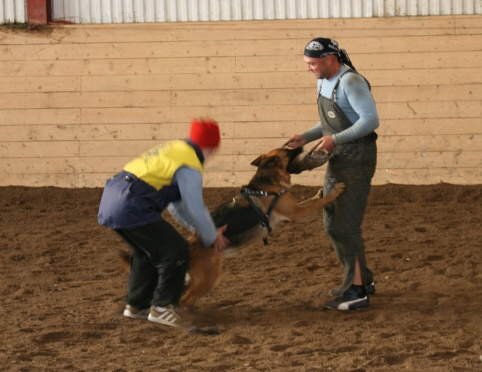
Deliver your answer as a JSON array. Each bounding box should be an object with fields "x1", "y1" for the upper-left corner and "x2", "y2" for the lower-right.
[{"x1": 119, "y1": 147, "x2": 345, "y2": 310}]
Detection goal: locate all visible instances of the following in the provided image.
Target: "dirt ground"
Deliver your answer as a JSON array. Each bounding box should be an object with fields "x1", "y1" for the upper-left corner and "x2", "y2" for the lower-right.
[{"x1": 1, "y1": 183, "x2": 481, "y2": 371}]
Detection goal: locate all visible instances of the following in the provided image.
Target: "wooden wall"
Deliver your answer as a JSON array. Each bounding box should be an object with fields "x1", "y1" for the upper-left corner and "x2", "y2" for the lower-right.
[{"x1": 0, "y1": 16, "x2": 481, "y2": 188}]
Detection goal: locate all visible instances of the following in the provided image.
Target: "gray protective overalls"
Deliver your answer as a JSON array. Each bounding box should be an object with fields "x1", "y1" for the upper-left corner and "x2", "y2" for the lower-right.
[{"x1": 318, "y1": 70, "x2": 377, "y2": 294}]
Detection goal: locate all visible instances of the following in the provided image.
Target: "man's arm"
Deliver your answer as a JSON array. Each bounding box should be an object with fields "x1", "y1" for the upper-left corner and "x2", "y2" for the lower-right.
[
  {"x1": 333, "y1": 73, "x2": 379, "y2": 145},
  {"x1": 173, "y1": 167, "x2": 218, "y2": 247}
]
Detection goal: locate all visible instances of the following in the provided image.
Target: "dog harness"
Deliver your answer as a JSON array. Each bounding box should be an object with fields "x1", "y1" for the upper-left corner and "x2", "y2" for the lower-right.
[{"x1": 240, "y1": 187, "x2": 288, "y2": 245}]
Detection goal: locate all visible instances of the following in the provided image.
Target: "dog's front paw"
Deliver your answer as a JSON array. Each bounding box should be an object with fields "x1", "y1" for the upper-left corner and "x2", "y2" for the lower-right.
[{"x1": 312, "y1": 188, "x2": 323, "y2": 199}]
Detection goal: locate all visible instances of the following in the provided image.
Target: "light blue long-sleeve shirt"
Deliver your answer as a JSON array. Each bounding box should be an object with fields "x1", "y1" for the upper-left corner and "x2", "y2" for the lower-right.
[
  {"x1": 169, "y1": 166, "x2": 217, "y2": 247},
  {"x1": 302, "y1": 64, "x2": 379, "y2": 144}
]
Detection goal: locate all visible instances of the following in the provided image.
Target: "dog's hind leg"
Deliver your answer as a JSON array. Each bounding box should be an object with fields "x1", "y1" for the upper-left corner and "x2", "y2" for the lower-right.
[{"x1": 180, "y1": 245, "x2": 222, "y2": 309}]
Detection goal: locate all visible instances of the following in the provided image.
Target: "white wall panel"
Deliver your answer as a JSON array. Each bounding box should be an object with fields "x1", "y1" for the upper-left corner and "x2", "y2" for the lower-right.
[
  {"x1": 1, "y1": 0, "x2": 480, "y2": 25},
  {"x1": 0, "y1": 0, "x2": 25, "y2": 23}
]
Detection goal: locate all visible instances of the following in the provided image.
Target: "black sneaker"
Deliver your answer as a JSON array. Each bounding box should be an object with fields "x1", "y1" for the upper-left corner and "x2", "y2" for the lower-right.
[
  {"x1": 329, "y1": 282, "x2": 375, "y2": 297},
  {"x1": 324, "y1": 285, "x2": 368, "y2": 310}
]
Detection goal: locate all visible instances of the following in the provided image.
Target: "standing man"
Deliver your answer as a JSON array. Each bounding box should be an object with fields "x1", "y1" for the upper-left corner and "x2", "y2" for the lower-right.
[
  {"x1": 98, "y1": 119, "x2": 229, "y2": 326},
  {"x1": 286, "y1": 38, "x2": 379, "y2": 310}
]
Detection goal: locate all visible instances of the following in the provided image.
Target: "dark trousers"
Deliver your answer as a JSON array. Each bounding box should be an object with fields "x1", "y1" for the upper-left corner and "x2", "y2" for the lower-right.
[
  {"x1": 323, "y1": 141, "x2": 377, "y2": 293},
  {"x1": 115, "y1": 220, "x2": 189, "y2": 309}
]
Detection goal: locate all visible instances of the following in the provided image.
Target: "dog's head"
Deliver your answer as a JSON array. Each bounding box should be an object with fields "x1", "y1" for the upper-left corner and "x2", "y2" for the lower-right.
[
  {"x1": 250, "y1": 147, "x2": 303, "y2": 187},
  {"x1": 251, "y1": 147, "x2": 303, "y2": 169}
]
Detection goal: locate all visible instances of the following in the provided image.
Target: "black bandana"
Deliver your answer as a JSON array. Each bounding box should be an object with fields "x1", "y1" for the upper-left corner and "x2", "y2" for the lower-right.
[
  {"x1": 304, "y1": 37, "x2": 356, "y2": 71},
  {"x1": 304, "y1": 38, "x2": 339, "y2": 58}
]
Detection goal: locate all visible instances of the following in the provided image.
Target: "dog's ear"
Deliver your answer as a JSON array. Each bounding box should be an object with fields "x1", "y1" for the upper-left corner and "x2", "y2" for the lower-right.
[
  {"x1": 259, "y1": 157, "x2": 280, "y2": 169},
  {"x1": 251, "y1": 155, "x2": 262, "y2": 167}
]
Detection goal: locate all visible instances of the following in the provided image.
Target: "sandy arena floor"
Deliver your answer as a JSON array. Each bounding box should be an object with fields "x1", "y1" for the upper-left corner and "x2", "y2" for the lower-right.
[{"x1": 1, "y1": 183, "x2": 481, "y2": 371}]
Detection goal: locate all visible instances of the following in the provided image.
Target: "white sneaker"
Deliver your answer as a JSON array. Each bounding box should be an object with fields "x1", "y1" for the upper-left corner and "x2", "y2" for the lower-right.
[
  {"x1": 123, "y1": 304, "x2": 150, "y2": 319},
  {"x1": 148, "y1": 305, "x2": 182, "y2": 327}
]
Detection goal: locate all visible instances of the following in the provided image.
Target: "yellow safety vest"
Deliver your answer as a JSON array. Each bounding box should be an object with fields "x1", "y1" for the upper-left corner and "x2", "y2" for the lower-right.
[{"x1": 123, "y1": 140, "x2": 203, "y2": 191}]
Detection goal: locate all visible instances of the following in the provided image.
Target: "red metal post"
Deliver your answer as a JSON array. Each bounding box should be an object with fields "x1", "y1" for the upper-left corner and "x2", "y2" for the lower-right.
[{"x1": 27, "y1": 0, "x2": 50, "y2": 26}]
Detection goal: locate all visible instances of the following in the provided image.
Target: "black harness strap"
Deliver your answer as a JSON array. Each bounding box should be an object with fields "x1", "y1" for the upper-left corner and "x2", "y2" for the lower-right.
[{"x1": 240, "y1": 188, "x2": 288, "y2": 245}]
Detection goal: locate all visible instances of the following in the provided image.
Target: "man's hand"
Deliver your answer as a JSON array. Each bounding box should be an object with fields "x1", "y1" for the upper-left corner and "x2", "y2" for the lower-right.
[
  {"x1": 213, "y1": 224, "x2": 229, "y2": 253},
  {"x1": 285, "y1": 134, "x2": 306, "y2": 149},
  {"x1": 313, "y1": 135, "x2": 335, "y2": 152}
]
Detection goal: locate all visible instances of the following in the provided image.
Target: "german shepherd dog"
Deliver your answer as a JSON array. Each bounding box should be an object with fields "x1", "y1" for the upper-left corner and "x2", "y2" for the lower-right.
[
  {"x1": 179, "y1": 146, "x2": 344, "y2": 309},
  {"x1": 120, "y1": 146, "x2": 345, "y2": 309}
]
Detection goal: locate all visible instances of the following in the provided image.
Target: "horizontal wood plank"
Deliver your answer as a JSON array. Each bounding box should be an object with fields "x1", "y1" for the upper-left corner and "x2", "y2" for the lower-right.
[
  {"x1": 75, "y1": 105, "x2": 317, "y2": 124},
  {"x1": 234, "y1": 118, "x2": 482, "y2": 137},
  {"x1": 4, "y1": 149, "x2": 480, "y2": 174},
  {"x1": 1, "y1": 83, "x2": 478, "y2": 111},
  {"x1": 0, "y1": 141, "x2": 80, "y2": 157},
  {"x1": 171, "y1": 85, "x2": 482, "y2": 106},
  {"x1": 1, "y1": 118, "x2": 480, "y2": 143},
  {"x1": 2, "y1": 167, "x2": 479, "y2": 188},
  {"x1": 81, "y1": 57, "x2": 236, "y2": 75},
  {"x1": 0, "y1": 174, "x2": 83, "y2": 188},
  {"x1": 5, "y1": 51, "x2": 480, "y2": 77},
  {"x1": 0, "y1": 60, "x2": 82, "y2": 77},
  {"x1": 86, "y1": 135, "x2": 478, "y2": 157},
  {"x1": 2, "y1": 83, "x2": 479, "y2": 108},
  {"x1": 66, "y1": 151, "x2": 482, "y2": 174},
  {"x1": 78, "y1": 69, "x2": 482, "y2": 93},
  {"x1": 1, "y1": 109, "x2": 80, "y2": 125},
  {"x1": 72, "y1": 101, "x2": 481, "y2": 125},
  {"x1": 2, "y1": 34, "x2": 481, "y2": 62},
  {"x1": 0, "y1": 76, "x2": 81, "y2": 93},
  {"x1": 0, "y1": 91, "x2": 171, "y2": 109},
  {"x1": 2, "y1": 133, "x2": 480, "y2": 159},
  {"x1": 289, "y1": 167, "x2": 482, "y2": 186},
  {"x1": 236, "y1": 51, "x2": 482, "y2": 72},
  {"x1": 1, "y1": 157, "x2": 80, "y2": 174},
  {"x1": 1, "y1": 16, "x2": 480, "y2": 45},
  {"x1": 0, "y1": 123, "x2": 236, "y2": 141}
]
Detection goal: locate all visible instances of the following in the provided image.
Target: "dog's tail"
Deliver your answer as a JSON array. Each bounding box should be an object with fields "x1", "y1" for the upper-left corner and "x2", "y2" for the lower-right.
[{"x1": 118, "y1": 249, "x2": 131, "y2": 272}]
